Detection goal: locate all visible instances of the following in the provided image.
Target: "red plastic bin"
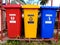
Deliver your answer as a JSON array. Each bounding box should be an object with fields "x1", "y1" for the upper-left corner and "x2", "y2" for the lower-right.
[{"x1": 4, "y1": 4, "x2": 22, "y2": 38}]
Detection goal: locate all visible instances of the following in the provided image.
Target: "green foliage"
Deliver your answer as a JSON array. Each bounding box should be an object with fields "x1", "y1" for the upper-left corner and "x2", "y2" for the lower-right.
[
  {"x1": 0, "y1": 43, "x2": 2, "y2": 45},
  {"x1": 0, "y1": 40, "x2": 60, "y2": 45},
  {"x1": 40, "y1": 0, "x2": 48, "y2": 5},
  {"x1": 28, "y1": 42, "x2": 34, "y2": 45},
  {"x1": 49, "y1": 41, "x2": 56, "y2": 45},
  {"x1": 5, "y1": 40, "x2": 20, "y2": 45},
  {"x1": 57, "y1": 40, "x2": 60, "y2": 45},
  {"x1": 20, "y1": 0, "x2": 48, "y2": 5},
  {"x1": 20, "y1": 0, "x2": 26, "y2": 4}
]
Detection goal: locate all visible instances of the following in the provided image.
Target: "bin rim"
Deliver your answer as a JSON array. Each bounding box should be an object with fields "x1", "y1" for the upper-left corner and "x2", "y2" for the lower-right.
[
  {"x1": 41, "y1": 6, "x2": 59, "y2": 9},
  {"x1": 3, "y1": 4, "x2": 21, "y2": 9},
  {"x1": 22, "y1": 4, "x2": 40, "y2": 9}
]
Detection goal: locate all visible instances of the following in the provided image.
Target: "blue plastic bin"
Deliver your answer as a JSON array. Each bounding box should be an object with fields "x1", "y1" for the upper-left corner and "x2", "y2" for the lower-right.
[{"x1": 40, "y1": 6, "x2": 58, "y2": 38}]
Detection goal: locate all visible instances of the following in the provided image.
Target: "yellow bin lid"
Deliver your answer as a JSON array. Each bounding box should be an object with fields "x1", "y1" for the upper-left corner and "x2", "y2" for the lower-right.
[{"x1": 22, "y1": 4, "x2": 40, "y2": 9}]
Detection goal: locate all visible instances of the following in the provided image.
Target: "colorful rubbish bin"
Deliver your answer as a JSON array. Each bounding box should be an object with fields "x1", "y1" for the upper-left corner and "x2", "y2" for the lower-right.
[
  {"x1": 4, "y1": 4, "x2": 22, "y2": 38},
  {"x1": 22, "y1": 5, "x2": 39, "y2": 38},
  {"x1": 40, "y1": 6, "x2": 58, "y2": 38}
]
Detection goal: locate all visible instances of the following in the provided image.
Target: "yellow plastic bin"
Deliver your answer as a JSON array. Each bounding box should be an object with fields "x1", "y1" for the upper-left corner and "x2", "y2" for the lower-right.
[{"x1": 22, "y1": 4, "x2": 39, "y2": 38}]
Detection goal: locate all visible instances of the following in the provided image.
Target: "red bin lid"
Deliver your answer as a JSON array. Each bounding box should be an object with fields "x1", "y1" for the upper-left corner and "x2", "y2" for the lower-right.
[{"x1": 3, "y1": 4, "x2": 21, "y2": 9}]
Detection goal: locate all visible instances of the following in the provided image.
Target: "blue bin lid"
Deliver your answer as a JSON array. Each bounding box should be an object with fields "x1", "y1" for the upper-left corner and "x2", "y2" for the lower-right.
[{"x1": 41, "y1": 6, "x2": 59, "y2": 10}]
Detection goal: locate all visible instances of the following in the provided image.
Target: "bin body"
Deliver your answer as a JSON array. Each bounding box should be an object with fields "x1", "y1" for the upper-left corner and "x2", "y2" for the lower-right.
[
  {"x1": 22, "y1": 5, "x2": 39, "y2": 38},
  {"x1": 4, "y1": 4, "x2": 22, "y2": 38},
  {"x1": 41, "y1": 6, "x2": 58, "y2": 38}
]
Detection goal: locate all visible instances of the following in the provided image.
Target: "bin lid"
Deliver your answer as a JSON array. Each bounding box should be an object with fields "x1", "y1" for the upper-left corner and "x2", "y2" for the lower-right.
[
  {"x1": 22, "y1": 4, "x2": 40, "y2": 9},
  {"x1": 3, "y1": 4, "x2": 21, "y2": 9},
  {"x1": 41, "y1": 6, "x2": 59, "y2": 9}
]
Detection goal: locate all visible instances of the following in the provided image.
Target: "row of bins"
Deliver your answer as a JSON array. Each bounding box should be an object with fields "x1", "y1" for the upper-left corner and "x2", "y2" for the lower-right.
[{"x1": 4, "y1": 4, "x2": 58, "y2": 38}]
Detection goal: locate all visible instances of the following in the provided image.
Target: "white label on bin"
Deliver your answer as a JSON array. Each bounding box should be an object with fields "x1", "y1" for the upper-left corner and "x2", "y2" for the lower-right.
[
  {"x1": 10, "y1": 20, "x2": 16, "y2": 23},
  {"x1": 45, "y1": 21, "x2": 52, "y2": 24},
  {"x1": 45, "y1": 14, "x2": 52, "y2": 24},
  {"x1": 9, "y1": 14, "x2": 16, "y2": 23},
  {"x1": 9, "y1": 14, "x2": 16, "y2": 16}
]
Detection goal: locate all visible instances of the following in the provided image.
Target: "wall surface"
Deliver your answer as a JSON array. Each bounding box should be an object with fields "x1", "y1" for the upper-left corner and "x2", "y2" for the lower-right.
[{"x1": 46, "y1": 0, "x2": 60, "y2": 6}]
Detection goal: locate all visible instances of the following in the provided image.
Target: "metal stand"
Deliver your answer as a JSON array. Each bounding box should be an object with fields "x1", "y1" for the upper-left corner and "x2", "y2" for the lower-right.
[{"x1": 0, "y1": 0, "x2": 3, "y2": 41}]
